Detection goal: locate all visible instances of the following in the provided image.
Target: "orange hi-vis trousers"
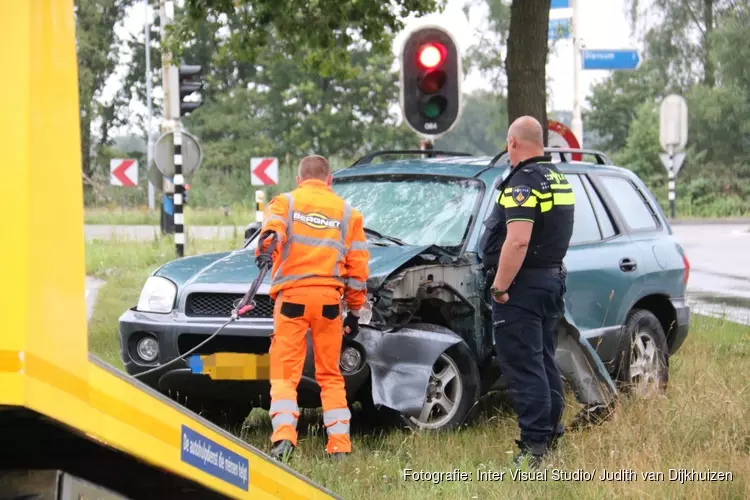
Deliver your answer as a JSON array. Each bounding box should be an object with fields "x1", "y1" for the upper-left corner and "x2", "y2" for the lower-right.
[{"x1": 268, "y1": 285, "x2": 351, "y2": 454}]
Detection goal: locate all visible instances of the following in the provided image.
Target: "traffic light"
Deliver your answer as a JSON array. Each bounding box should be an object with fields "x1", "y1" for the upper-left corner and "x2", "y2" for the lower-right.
[
  {"x1": 178, "y1": 64, "x2": 203, "y2": 116},
  {"x1": 400, "y1": 26, "x2": 462, "y2": 137}
]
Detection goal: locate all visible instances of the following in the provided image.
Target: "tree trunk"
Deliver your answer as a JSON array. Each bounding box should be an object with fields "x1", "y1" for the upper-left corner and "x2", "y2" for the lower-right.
[
  {"x1": 702, "y1": 0, "x2": 715, "y2": 87},
  {"x1": 80, "y1": 110, "x2": 92, "y2": 180},
  {"x1": 506, "y1": 0, "x2": 551, "y2": 145}
]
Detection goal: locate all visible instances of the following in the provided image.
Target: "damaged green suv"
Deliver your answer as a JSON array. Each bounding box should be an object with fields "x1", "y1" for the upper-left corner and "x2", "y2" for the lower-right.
[{"x1": 118, "y1": 148, "x2": 691, "y2": 429}]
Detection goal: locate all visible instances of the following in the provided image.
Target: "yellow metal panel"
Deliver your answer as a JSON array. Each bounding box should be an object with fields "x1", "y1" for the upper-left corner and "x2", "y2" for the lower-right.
[
  {"x1": 0, "y1": 0, "x2": 89, "y2": 391},
  {"x1": 0, "y1": 0, "x2": 338, "y2": 498},
  {"x1": 25, "y1": 0, "x2": 90, "y2": 373},
  {"x1": 0, "y1": 0, "x2": 31, "y2": 356}
]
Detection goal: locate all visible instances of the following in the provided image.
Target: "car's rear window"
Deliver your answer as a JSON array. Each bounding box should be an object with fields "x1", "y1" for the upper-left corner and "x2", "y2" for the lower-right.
[{"x1": 333, "y1": 175, "x2": 482, "y2": 247}]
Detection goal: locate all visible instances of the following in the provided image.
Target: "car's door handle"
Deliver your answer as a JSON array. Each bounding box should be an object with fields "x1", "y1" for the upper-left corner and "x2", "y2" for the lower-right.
[{"x1": 619, "y1": 257, "x2": 637, "y2": 272}]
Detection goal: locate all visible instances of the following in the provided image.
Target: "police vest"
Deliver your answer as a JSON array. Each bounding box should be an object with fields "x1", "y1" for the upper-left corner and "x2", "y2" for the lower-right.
[{"x1": 479, "y1": 156, "x2": 575, "y2": 270}]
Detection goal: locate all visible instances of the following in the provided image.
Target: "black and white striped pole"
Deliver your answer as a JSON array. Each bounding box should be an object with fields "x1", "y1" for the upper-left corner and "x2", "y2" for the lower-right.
[
  {"x1": 173, "y1": 127, "x2": 185, "y2": 257},
  {"x1": 659, "y1": 94, "x2": 688, "y2": 220},
  {"x1": 667, "y1": 158, "x2": 676, "y2": 219},
  {"x1": 175, "y1": 64, "x2": 203, "y2": 257}
]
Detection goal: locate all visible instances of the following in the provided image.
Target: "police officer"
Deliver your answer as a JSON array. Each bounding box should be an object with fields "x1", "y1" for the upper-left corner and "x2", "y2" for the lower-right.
[{"x1": 479, "y1": 116, "x2": 575, "y2": 468}]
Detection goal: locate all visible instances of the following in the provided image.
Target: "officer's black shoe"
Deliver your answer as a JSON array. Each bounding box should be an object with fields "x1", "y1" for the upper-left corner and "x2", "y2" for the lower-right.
[
  {"x1": 328, "y1": 452, "x2": 349, "y2": 461},
  {"x1": 270, "y1": 440, "x2": 295, "y2": 461},
  {"x1": 512, "y1": 440, "x2": 547, "y2": 470}
]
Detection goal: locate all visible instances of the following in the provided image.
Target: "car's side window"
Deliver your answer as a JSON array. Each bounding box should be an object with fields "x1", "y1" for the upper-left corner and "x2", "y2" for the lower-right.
[
  {"x1": 581, "y1": 175, "x2": 617, "y2": 238},
  {"x1": 597, "y1": 175, "x2": 659, "y2": 231},
  {"x1": 566, "y1": 174, "x2": 602, "y2": 245}
]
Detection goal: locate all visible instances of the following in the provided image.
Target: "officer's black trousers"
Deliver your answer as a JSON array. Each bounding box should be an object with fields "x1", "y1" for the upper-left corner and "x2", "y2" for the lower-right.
[{"x1": 491, "y1": 268, "x2": 566, "y2": 447}]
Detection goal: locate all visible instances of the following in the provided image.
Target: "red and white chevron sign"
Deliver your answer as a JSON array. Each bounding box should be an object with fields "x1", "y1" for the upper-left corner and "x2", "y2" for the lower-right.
[
  {"x1": 110, "y1": 159, "x2": 138, "y2": 187},
  {"x1": 251, "y1": 157, "x2": 278, "y2": 186}
]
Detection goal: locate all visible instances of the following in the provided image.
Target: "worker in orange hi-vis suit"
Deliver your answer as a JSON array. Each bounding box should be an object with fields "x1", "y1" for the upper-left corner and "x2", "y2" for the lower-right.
[{"x1": 254, "y1": 155, "x2": 370, "y2": 461}]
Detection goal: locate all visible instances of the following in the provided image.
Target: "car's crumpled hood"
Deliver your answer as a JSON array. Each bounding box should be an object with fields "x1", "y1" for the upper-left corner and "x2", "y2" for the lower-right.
[{"x1": 155, "y1": 243, "x2": 439, "y2": 289}]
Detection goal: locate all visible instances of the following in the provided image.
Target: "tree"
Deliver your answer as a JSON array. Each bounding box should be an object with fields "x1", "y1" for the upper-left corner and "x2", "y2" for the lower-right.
[
  {"x1": 584, "y1": 57, "x2": 668, "y2": 153},
  {"x1": 168, "y1": 0, "x2": 444, "y2": 78},
  {"x1": 75, "y1": 0, "x2": 135, "y2": 184},
  {"x1": 505, "y1": 0, "x2": 550, "y2": 143},
  {"x1": 434, "y1": 91, "x2": 508, "y2": 155},
  {"x1": 587, "y1": 1, "x2": 750, "y2": 217}
]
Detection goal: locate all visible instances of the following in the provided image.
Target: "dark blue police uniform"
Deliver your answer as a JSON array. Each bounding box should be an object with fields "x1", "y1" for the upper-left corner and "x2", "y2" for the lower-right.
[{"x1": 479, "y1": 155, "x2": 575, "y2": 460}]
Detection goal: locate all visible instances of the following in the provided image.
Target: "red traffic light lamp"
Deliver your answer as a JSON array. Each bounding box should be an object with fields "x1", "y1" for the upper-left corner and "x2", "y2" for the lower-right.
[
  {"x1": 400, "y1": 26, "x2": 462, "y2": 137},
  {"x1": 417, "y1": 43, "x2": 446, "y2": 69}
]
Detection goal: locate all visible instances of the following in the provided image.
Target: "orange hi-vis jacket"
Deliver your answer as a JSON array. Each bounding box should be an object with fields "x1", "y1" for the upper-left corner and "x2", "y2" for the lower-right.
[{"x1": 255, "y1": 179, "x2": 370, "y2": 310}]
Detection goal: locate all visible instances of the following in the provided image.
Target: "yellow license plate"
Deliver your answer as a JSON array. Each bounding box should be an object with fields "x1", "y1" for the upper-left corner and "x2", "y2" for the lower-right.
[{"x1": 197, "y1": 353, "x2": 270, "y2": 381}]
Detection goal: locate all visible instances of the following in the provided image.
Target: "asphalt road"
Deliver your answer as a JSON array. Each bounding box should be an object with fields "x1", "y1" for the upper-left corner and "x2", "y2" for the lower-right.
[{"x1": 83, "y1": 223, "x2": 750, "y2": 325}]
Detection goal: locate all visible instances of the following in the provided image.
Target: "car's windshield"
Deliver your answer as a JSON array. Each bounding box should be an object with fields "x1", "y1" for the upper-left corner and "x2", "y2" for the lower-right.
[{"x1": 332, "y1": 175, "x2": 482, "y2": 248}]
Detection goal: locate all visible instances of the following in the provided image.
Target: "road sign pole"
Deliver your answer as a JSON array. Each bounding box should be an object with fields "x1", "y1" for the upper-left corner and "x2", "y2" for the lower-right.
[
  {"x1": 173, "y1": 126, "x2": 184, "y2": 257},
  {"x1": 159, "y1": 0, "x2": 178, "y2": 237},
  {"x1": 571, "y1": 0, "x2": 583, "y2": 146},
  {"x1": 665, "y1": 146, "x2": 676, "y2": 219},
  {"x1": 659, "y1": 94, "x2": 688, "y2": 220},
  {"x1": 145, "y1": 0, "x2": 155, "y2": 211}
]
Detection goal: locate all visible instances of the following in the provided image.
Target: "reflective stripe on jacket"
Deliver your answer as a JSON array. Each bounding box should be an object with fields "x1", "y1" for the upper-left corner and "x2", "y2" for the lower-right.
[{"x1": 255, "y1": 179, "x2": 370, "y2": 309}]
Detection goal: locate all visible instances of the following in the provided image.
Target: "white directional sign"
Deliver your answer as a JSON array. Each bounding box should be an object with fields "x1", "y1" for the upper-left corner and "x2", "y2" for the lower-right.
[
  {"x1": 660, "y1": 94, "x2": 688, "y2": 153},
  {"x1": 110, "y1": 159, "x2": 138, "y2": 187},
  {"x1": 251, "y1": 157, "x2": 279, "y2": 186}
]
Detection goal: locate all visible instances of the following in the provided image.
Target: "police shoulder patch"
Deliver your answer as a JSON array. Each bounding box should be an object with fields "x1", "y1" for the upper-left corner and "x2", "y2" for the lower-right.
[{"x1": 511, "y1": 185, "x2": 532, "y2": 206}]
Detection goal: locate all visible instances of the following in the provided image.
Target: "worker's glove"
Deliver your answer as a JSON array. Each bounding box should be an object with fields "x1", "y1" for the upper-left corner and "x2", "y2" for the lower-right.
[
  {"x1": 343, "y1": 312, "x2": 360, "y2": 337},
  {"x1": 254, "y1": 231, "x2": 276, "y2": 269},
  {"x1": 255, "y1": 252, "x2": 273, "y2": 269}
]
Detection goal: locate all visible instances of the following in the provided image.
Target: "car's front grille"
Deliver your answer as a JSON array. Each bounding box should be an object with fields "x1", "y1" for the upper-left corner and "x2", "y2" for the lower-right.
[{"x1": 185, "y1": 293, "x2": 275, "y2": 318}]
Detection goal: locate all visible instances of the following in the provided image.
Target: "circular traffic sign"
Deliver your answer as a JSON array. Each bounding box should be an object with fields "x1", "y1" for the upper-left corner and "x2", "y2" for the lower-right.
[
  {"x1": 547, "y1": 120, "x2": 582, "y2": 161},
  {"x1": 153, "y1": 130, "x2": 203, "y2": 178}
]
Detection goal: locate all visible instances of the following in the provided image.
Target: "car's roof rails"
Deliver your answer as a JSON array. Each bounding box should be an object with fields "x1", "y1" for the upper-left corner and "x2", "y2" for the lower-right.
[
  {"x1": 486, "y1": 147, "x2": 612, "y2": 168},
  {"x1": 348, "y1": 149, "x2": 474, "y2": 168}
]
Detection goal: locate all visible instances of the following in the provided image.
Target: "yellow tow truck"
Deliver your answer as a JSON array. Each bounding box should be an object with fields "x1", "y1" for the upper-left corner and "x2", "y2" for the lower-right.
[{"x1": 0, "y1": 2, "x2": 339, "y2": 498}]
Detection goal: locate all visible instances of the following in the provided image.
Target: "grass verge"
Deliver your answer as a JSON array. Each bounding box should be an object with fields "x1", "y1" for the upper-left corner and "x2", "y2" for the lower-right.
[{"x1": 87, "y1": 239, "x2": 750, "y2": 499}]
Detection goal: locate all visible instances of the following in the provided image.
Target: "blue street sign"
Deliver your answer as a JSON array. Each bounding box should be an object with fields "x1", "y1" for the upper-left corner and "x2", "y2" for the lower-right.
[
  {"x1": 549, "y1": 18, "x2": 570, "y2": 41},
  {"x1": 582, "y1": 49, "x2": 641, "y2": 70},
  {"x1": 583, "y1": 49, "x2": 641, "y2": 70},
  {"x1": 551, "y1": 0, "x2": 570, "y2": 8},
  {"x1": 163, "y1": 194, "x2": 174, "y2": 215}
]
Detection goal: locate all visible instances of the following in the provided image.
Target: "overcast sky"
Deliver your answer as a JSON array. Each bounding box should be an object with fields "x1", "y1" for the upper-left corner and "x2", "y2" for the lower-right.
[{"x1": 113, "y1": 0, "x2": 653, "y2": 133}]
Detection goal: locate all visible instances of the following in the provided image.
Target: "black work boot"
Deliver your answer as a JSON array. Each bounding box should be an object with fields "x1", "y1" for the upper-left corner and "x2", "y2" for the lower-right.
[
  {"x1": 270, "y1": 440, "x2": 295, "y2": 461},
  {"x1": 328, "y1": 452, "x2": 349, "y2": 461},
  {"x1": 512, "y1": 440, "x2": 547, "y2": 469}
]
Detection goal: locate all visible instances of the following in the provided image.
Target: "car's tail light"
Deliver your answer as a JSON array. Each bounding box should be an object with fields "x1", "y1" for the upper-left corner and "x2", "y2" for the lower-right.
[{"x1": 682, "y1": 252, "x2": 690, "y2": 286}]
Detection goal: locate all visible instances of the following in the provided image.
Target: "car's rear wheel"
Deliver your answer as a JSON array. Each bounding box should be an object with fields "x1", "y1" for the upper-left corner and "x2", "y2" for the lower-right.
[
  {"x1": 615, "y1": 309, "x2": 669, "y2": 397},
  {"x1": 407, "y1": 342, "x2": 480, "y2": 431}
]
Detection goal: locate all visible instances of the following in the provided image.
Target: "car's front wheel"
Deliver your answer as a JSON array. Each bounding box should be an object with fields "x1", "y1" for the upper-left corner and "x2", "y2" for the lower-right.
[
  {"x1": 407, "y1": 342, "x2": 480, "y2": 431},
  {"x1": 615, "y1": 309, "x2": 669, "y2": 397}
]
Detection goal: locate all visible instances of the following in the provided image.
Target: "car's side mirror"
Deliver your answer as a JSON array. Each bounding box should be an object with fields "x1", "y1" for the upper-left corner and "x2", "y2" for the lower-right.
[{"x1": 244, "y1": 222, "x2": 262, "y2": 244}]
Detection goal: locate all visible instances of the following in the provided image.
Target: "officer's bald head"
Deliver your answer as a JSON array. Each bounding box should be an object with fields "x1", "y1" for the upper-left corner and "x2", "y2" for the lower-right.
[
  {"x1": 507, "y1": 116, "x2": 544, "y2": 167},
  {"x1": 297, "y1": 155, "x2": 332, "y2": 185}
]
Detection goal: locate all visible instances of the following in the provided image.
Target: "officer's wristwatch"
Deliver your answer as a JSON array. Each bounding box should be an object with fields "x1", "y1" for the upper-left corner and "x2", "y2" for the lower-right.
[{"x1": 490, "y1": 287, "x2": 508, "y2": 298}]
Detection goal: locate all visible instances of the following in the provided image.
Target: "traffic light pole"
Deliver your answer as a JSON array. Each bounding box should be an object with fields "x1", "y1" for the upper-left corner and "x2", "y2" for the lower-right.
[
  {"x1": 419, "y1": 138, "x2": 435, "y2": 158},
  {"x1": 173, "y1": 127, "x2": 185, "y2": 257}
]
